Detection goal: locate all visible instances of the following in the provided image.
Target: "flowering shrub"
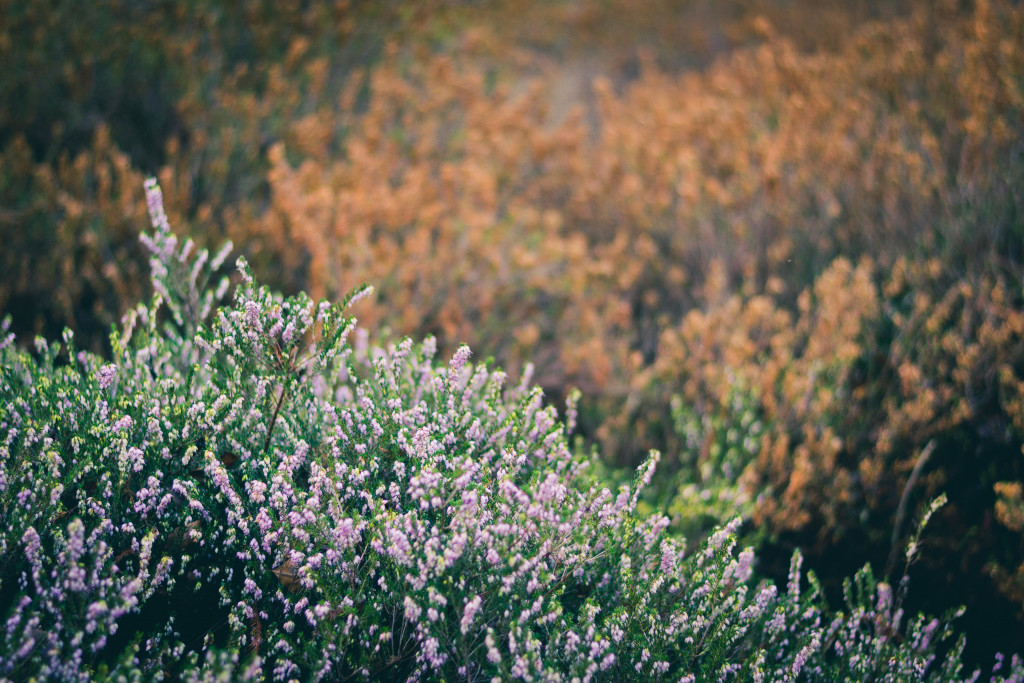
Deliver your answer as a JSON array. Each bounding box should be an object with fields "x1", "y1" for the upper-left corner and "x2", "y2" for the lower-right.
[
  {"x1": 2, "y1": 183, "x2": 1021, "y2": 681},
  {"x1": 4, "y1": 0, "x2": 1024, "y2": 670}
]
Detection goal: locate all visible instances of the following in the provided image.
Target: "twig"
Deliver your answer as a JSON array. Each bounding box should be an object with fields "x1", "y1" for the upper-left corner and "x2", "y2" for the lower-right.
[
  {"x1": 261, "y1": 380, "x2": 290, "y2": 457},
  {"x1": 886, "y1": 439, "x2": 936, "y2": 577}
]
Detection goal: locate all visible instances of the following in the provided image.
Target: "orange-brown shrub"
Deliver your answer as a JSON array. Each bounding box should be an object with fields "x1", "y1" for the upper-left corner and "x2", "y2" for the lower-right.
[
  {"x1": 0, "y1": 129, "x2": 149, "y2": 349},
  {"x1": 0, "y1": 0, "x2": 440, "y2": 347},
  {"x1": 257, "y1": 0, "x2": 1024, "y2": 454},
  {"x1": 646, "y1": 255, "x2": 1024, "y2": 660}
]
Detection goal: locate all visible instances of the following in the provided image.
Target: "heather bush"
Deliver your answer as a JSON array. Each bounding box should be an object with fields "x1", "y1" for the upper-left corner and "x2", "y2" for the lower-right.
[
  {"x1": 4, "y1": 184, "x2": 1022, "y2": 681},
  {"x1": 5, "y1": 0, "x2": 1024, "y2": 670}
]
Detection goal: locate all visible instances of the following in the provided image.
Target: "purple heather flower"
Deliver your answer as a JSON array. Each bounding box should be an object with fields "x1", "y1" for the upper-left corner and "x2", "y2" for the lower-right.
[
  {"x1": 460, "y1": 595, "x2": 482, "y2": 635},
  {"x1": 125, "y1": 447, "x2": 145, "y2": 472},
  {"x1": 731, "y1": 547, "x2": 755, "y2": 583},
  {"x1": 346, "y1": 285, "x2": 374, "y2": 309},
  {"x1": 21, "y1": 527, "x2": 42, "y2": 566},
  {"x1": 791, "y1": 635, "x2": 820, "y2": 677},
  {"x1": 403, "y1": 596, "x2": 422, "y2": 622},
  {"x1": 243, "y1": 300, "x2": 263, "y2": 337},
  {"x1": 143, "y1": 178, "x2": 172, "y2": 233},
  {"x1": 449, "y1": 345, "x2": 472, "y2": 377},
  {"x1": 98, "y1": 364, "x2": 117, "y2": 390}
]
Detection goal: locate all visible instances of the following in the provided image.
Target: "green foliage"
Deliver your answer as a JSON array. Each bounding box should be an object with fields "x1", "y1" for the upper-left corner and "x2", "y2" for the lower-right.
[{"x1": 1, "y1": 182, "x2": 1019, "y2": 680}]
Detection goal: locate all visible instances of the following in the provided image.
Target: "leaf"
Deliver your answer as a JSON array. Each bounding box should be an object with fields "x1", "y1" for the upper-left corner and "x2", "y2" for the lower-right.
[{"x1": 271, "y1": 558, "x2": 300, "y2": 593}]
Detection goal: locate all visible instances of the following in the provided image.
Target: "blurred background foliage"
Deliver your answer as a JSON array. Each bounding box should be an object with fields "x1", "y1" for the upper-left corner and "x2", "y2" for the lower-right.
[{"x1": 2, "y1": 0, "x2": 1023, "y2": 668}]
